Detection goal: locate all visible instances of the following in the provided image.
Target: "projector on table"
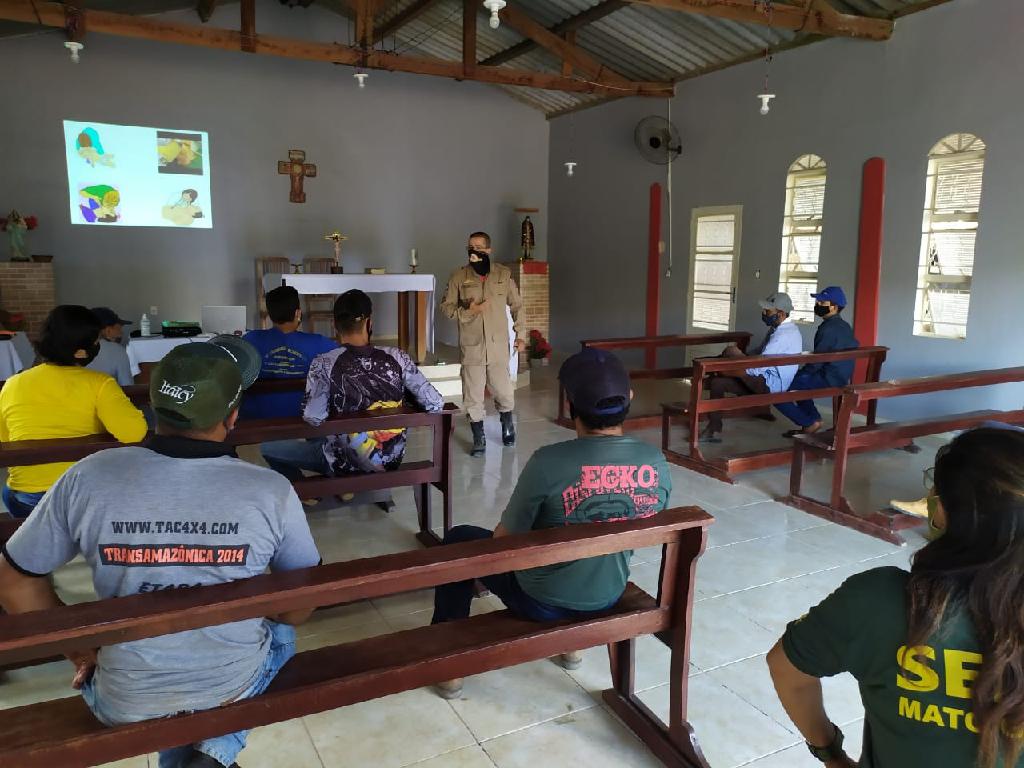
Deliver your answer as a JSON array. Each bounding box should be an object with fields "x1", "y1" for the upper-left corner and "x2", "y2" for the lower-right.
[{"x1": 161, "y1": 320, "x2": 203, "y2": 338}]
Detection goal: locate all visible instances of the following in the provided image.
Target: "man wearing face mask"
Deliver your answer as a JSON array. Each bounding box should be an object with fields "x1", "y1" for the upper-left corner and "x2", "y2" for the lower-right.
[
  {"x1": 0, "y1": 305, "x2": 147, "y2": 518},
  {"x1": 441, "y1": 231, "x2": 525, "y2": 457},
  {"x1": 776, "y1": 286, "x2": 859, "y2": 437},
  {"x1": 700, "y1": 292, "x2": 803, "y2": 443}
]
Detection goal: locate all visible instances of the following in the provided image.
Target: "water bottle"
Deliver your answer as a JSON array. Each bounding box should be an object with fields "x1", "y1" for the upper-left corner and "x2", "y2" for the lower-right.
[{"x1": 140, "y1": 313, "x2": 151, "y2": 336}]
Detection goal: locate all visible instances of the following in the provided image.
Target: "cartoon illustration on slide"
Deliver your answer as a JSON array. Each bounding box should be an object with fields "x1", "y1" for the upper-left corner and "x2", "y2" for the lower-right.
[
  {"x1": 161, "y1": 189, "x2": 204, "y2": 226},
  {"x1": 157, "y1": 131, "x2": 204, "y2": 175},
  {"x1": 79, "y1": 184, "x2": 121, "y2": 223},
  {"x1": 75, "y1": 127, "x2": 116, "y2": 168}
]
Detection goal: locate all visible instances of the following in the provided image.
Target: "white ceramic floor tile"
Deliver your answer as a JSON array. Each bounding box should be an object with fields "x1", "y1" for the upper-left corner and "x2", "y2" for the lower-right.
[
  {"x1": 707, "y1": 654, "x2": 865, "y2": 735},
  {"x1": 447, "y1": 659, "x2": 597, "y2": 741},
  {"x1": 483, "y1": 704, "x2": 662, "y2": 768},
  {"x1": 237, "y1": 717, "x2": 324, "y2": 768},
  {"x1": 303, "y1": 688, "x2": 476, "y2": 768},
  {"x1": 97, "y1": 757, "x2": 149, "y2": 768},
  {"x1": 564, "y1": 635, "x2": 692, "y2": 697},
  {"x1": 695, "y1": 536, "x2": 842, "y2": 597},
  {"x1": 638, "y1": 675, "x2": 799, "y2": 768},
  {"x1": 786, "y1": 524, "x2": 903, "y2": 565},
  {"x1": 408, "y1": 745, "x2": 497, "y2": 768},
  {"x1": 689, "y1": 598, "x2": 779, "y2": 671}
]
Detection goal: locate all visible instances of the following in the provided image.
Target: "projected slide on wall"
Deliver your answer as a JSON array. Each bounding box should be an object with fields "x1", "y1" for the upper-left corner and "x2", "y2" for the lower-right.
[{"x1": 63, "y1": 120, "x2": 213, "y2": 228}]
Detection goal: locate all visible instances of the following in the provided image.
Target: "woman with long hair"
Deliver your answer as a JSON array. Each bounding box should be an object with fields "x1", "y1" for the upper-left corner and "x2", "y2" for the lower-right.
[
  {"x1": 767, "y1": 426, "x2": 1024, "y2": 767},
  {"x1": 0, "y1": 305, "x2": 146, "y2": 518}
]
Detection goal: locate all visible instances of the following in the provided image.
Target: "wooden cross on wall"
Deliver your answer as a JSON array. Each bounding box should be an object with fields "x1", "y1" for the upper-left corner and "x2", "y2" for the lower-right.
[{"x1": 278, "y1": 149, "x2": 317, "y2": 203}]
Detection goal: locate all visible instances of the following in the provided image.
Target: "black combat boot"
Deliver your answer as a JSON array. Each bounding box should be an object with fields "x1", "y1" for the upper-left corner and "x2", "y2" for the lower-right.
[
  {"x1": 470, "y1": 421, "x2": 486, "y2": 457},
  {"x1": 500, "y1": 411, "x2": 516, "y2": 447}
]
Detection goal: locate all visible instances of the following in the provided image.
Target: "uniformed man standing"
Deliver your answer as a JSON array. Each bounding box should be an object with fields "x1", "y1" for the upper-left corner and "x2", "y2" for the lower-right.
[{"x1": 441, "y1": 231, "x2": 524, "y2": 456}]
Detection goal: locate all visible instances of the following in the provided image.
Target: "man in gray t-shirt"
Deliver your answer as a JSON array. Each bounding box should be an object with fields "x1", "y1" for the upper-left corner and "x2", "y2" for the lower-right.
[
  {"x1": 0, "y1": 336, "x2": 320, "y2": 768},
  {"x1": 87, "y1": 306, "x2": 138, "y2": 385}
]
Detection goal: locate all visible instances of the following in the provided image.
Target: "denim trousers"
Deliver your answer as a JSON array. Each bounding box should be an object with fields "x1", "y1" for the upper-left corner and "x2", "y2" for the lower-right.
[
  {"x1": 431, "y1": 525, "x2": 617, "y2": 624},
  {"x1": 260, "y1": 438, "x2": 330, "y2": 483},
  {"x1": 81, "y1": 621, "x2": 296, "y2": 768},
  {"x1": 775, "y1": 370, "x2": 831, "y2": 428},
  {"x1": 1, "y1": 486, "x2": 44, "y2": 519}
]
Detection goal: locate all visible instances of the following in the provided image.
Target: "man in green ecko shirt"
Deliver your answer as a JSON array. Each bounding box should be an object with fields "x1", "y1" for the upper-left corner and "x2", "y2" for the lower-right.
[{"x1": 431, "y1": 348, "x2": 671, "y2": 698}]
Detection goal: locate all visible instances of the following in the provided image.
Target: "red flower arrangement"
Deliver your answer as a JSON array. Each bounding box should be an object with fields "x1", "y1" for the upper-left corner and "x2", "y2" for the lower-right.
[
  {"x1": 0, "y1": 212, "x2": 38, "y2": 231},
  {"x1": 527, "y1": 329, "x2": 552, "y2": 360}
]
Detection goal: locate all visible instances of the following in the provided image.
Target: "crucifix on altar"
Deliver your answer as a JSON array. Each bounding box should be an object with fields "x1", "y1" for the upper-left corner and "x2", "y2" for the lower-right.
[{"x1": 277, "y1": 149, "x2": 317, "y2": 203}]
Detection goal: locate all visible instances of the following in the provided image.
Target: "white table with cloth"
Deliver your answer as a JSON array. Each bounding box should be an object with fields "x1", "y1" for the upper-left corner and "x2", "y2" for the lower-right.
[
  {"x1": 0, "y1": 335, "x2": 24, "y2": 380},
  {"x1": 127, "y1": 334, "x2": 216, "y2": 379},
  {"x1": 263, "y1": 273, "x2": 434, "y2": 363}
]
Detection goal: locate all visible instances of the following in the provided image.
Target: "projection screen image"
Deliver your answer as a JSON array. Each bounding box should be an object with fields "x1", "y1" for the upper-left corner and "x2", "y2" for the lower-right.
[{"x1": 64, "y1": 120, "x2": 213, "y2": 228}]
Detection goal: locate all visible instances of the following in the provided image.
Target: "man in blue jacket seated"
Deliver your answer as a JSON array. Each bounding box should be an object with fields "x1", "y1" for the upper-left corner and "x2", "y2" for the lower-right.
[
  {"x1": 242, "y1": 286, "x2": 338, "y2": 420},
  {"x1": 776, "y1": 286, "x2": 859, "y2": 437}
]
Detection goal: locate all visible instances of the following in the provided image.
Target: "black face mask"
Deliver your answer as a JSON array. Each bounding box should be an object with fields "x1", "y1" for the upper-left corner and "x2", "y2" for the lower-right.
[
  {"x1": 813, "y1": 304, "x2": 832, "y2": 318},
  {"x1": 761, "y1": 312, "x2": 781, "y2": 328},
  {"x1": 469, "y1": 251, "x2": 491, "y2": 276},
  {"x1": 79, "y1": 343, "x2": 101, "y2": 366}
]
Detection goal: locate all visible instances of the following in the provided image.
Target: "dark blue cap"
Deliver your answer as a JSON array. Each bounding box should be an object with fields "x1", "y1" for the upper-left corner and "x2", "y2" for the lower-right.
[
  {"x1": 91, "y1": 307, "x2": 132, "y2": 327},
  {"x1": 559, "y1": 348, "x2": 630, "y2": 415},
  {"x1": 811, "y1": 286, "x2": 847, "y2": 307}
]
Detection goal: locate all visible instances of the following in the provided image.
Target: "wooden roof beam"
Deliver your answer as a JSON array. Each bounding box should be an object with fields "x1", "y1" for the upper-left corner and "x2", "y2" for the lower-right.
[
  {"x1": 196, "y1": 0, "x2": 216, "y2": 23},
  {"x1": 481, "y1": 0, "x2": 626, "y2": 67},
  {"x1": 623, "y1": 0, "x2": 893, "y2": 40},
  {"x1": 497, "y1": 2, "x2": 632, "y2": 87},
  {"x1": 462, "y1": 0, "x2": 475, "y2": 77},
  {"x1": 376, "y1": 0, "x2": 442, "y2": 41},
  {"x1": 0, "y1": 0, "x2": 673, "y2": 96}
]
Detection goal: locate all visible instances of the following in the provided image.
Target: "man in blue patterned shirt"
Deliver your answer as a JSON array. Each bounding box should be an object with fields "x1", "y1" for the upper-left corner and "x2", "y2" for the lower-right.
[{"x1": 261, "y1": 290, "x2": 443, "y2": 485}]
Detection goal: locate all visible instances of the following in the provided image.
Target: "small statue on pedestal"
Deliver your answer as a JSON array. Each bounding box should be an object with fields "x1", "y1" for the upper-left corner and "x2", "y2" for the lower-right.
[
  {"x1": 324, "y1": 231, "x2": 348, "y2": 273},
  {"x1": 520, "y1": 215, "x2": 535, "y2": 262}
]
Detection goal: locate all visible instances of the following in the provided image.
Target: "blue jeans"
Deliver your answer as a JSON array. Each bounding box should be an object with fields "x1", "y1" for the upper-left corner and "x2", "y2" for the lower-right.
[
  {"x1": 2, "y1": 486, "x2": 44, "y2": 519},
  {"x1": 82, "y1": 621, "x2": 296, "y2": 768},
  {"x1": 431, "y1": 525, "x2": 618, "y2": 624},
  {"x1": 261, "y1": 438, "x2": 330, "y2": 483},
  {"x1": 775, "y1": 370, "x2": 832, "y2": 428}
]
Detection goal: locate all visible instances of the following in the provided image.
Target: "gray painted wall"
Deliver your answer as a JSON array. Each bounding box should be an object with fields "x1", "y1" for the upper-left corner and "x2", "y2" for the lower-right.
[
  {"x1": 549, "y1": 0, "x2": 1023, "y2": 417},
  {"x1": 0, "y1": 3, "x2": 548, "y2": 345}
]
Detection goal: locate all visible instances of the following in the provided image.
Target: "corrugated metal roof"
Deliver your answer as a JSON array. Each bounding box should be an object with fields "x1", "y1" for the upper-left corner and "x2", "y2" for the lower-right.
[{"x1": 367, "y1": 0, "x2": 949, "y2": 116}]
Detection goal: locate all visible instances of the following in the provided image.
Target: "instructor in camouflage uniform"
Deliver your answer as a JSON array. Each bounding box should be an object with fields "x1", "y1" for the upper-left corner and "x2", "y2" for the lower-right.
[{"x1": 441, "y1": 231, "x2": 524, "y2": 456}]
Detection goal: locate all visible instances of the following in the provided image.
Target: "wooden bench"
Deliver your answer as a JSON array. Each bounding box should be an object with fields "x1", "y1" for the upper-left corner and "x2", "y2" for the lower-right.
[
  {"x1": 782, "y1": 367, "x2": 1024, "y2": 543},
  {"x1": 0, "y1": 507, "x2": 714, "y2": 768},
  {"x1": 661, "y1": 347, "x2": 888, "y2": 483},
  {"x1": 122, "y1": 376, "x2": 310, "y2": 406},
  {"x1": 0, "y1": 404, "x2": 458, "y2": 547},
  {"x1": 556, "y1": 332, "x2": 752, "y2": 431}
]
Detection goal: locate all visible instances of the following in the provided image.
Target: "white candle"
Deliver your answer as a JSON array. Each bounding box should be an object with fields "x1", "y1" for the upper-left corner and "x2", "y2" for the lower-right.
[{"x1": 410, "y1": 248, "x2": 418, "y2": 266}]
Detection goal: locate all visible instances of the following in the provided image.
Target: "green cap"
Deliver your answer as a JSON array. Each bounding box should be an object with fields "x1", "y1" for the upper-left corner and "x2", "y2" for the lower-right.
[{"x1": 150, "y1": 335, "x2": 261, "y2": 430}]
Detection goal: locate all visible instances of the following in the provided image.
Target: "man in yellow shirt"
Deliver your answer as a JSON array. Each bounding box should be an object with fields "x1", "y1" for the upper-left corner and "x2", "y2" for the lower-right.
[{"x1": 0, "y1": 305, "x2": 147, "y2": 518}]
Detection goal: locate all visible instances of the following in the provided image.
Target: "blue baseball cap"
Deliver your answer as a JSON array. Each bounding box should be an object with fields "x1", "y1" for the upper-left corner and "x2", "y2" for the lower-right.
[
  {"x1": 559, "y1": 348, "x2": 630, "y2": 415},
  {"x1": 811, "y1": 286, "x2": 847, "y2": 307}
]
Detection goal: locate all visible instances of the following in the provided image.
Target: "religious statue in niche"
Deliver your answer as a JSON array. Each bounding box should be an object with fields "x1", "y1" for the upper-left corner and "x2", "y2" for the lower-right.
[
  {"x1": 520, "y1": 215, "x2": 536, "y2": 261},
  {"x1": 278, "y1": 149, "x2": 317, "y2": 203}
]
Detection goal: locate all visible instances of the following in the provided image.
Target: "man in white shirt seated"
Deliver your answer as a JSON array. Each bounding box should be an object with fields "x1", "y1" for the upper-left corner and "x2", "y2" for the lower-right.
[
  {"x1": 700, "y1": 292, "x2": 803, "y2": 443},
  {"x1": 87, "y1": 306, "x2": 138, "y2": 385}
]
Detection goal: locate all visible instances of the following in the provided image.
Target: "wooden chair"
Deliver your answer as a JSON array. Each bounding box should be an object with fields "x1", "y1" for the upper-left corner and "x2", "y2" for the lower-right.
[
  {"x1": 660, "y1": 346, "x2": 888, "y2": 483},
  {"x1": 556, "y1": 332, "x2": 753, "y2": 431},
  {"x1": 0, "y1": 402, "x2": 459, "y2": 548},
  {"x1": 255, "y1": 257, "x2": 292, "y2": 329},
  {"x1": 784, "y1": 366, "x2": 1024, "y2": 543},
  {"x1": 0, "y1": 507, "x2": 714, "y2": 768},
  {"x1": 302, "y1": 257, "x2": 337, "y2": 336}
]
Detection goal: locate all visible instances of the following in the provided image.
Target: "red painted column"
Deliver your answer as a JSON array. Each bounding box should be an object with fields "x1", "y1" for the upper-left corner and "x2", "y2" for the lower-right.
[
  {"x1": 646, "y1": 183, "x2": 662, "y2": 369},
  {"x1": 853, "y1": 158, "x2": 885, "y2": 391}
]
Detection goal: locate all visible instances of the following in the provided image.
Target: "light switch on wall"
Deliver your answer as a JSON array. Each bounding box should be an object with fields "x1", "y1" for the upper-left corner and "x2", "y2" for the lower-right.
[
  {"x1": 150, "y1": 306, "x2": 159, "y2": 316},
  {"x1": 754, "y1": 269, "x2": 761, "y2": 279}
]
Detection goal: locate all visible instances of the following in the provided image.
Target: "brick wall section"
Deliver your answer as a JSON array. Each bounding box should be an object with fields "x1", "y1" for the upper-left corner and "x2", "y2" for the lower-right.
[
  {"x1": 502, "y1": 261, "x2": 549, "y2": 368},
  {"x1": 0, "y1": 263, "x2": 55, "y2": 341}
]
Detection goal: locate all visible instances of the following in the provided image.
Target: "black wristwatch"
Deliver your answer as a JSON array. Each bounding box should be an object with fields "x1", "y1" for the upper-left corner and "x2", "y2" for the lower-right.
[{"x1": 807, "y1": 724, "x2": 844, "y2": 762}]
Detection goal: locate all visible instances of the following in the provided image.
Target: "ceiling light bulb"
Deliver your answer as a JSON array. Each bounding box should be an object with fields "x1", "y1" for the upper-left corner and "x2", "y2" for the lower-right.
[
  {"x1": 564, "y1": 161, "x2": 577, "y2": 177},
  {"x1": 483, "y1": 0, "x2": 506, "y2": 29},
  {"x1": 354, "y1": 71, "x2": 368, "y2": 89},
  {"x1": 757, "y1": 93, "x2": 775, "y2": 115},
  {"x1": 64, "y1": 41, "x2": 83, "y2": 64}
]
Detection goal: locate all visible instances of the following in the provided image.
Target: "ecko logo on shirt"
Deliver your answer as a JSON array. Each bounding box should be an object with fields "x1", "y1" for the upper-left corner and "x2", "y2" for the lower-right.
[
  {"x1": 562, "y1": 464, "x2": 662, "y2": 519},
  {"x1": 158, "y1": 380, "x2": 196, "y2": 403}
]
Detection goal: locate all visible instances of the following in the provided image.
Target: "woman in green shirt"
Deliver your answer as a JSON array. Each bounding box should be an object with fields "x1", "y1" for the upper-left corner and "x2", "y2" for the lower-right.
[{"x1": 767, "y1": 426, "x2": 1024, "y2": 767}]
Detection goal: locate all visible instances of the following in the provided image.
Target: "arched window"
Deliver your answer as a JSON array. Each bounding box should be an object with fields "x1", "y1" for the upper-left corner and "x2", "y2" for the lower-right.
[
  {"x1": 914, "y1": 133, "x2": 986, "y2": 339},
  {"x1": 779, "y1": 154, "x2": 827, "y2": 323}
]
